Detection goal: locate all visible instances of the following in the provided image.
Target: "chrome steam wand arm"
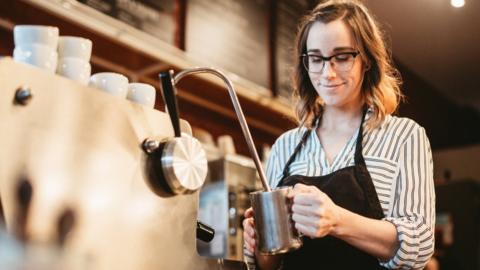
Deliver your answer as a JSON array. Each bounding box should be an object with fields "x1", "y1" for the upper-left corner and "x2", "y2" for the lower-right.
[{"x1": 172, "y1": 67, "x2": 271, "y2": 192}]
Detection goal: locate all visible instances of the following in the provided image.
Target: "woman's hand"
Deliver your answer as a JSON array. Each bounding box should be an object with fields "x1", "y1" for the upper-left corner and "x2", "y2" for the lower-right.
[
  {"x1": 288, "y1": 183, "x2": 342, "y2": 238},
  {"x1": 243, "y1": 207, "x2": 256, "y2": 254},
  {"x1": 243, "y1": 207, "x2": 284, "y2": 270}
]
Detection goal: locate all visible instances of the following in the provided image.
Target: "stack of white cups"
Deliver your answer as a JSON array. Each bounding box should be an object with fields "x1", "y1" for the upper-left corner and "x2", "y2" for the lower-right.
[
  {"x1": 12, "y1": 25, "x2": 155, "y2": 109},
  {"x1": 56, "y1": 36, "x2": 92, "y2": 85},
  {"x1": 13, "y1": 25, "x2": 59, "y2": 73},
  {"x1": 89, "y1": 73, "x2": 156, "y2": 109}
]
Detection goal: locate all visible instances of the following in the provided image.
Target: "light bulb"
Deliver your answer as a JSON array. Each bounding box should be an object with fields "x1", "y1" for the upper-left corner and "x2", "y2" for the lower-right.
[{"x1": 451, "y1": 0, "x2": 465, "y2": 8}]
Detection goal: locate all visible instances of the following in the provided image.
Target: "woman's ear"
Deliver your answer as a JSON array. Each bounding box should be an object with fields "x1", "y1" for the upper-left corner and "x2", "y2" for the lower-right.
[{"x1": 364, "y1": 62, "x2": 371, "y2": 72}]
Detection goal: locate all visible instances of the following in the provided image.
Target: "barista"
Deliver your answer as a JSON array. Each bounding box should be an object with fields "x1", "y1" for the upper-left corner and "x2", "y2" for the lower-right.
[{"x1": 243, "y1": 1, "x2": 435, "y2": 269}]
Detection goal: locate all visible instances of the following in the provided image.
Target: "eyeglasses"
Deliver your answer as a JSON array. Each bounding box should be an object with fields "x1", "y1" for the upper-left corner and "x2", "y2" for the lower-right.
[{"x1": 301, "y1": 51, "x2": 360, "y2": 73}]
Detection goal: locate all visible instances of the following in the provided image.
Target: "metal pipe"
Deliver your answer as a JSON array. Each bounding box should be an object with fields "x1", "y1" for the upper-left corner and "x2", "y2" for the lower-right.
[{"x1": 172, "y1": 67, "x2": 271, "y2": 192}]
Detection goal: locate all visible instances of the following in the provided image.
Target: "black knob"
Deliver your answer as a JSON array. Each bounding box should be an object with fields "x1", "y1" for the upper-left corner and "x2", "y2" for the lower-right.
[
  {"x1": 196, "y1": 220, "x2": 215, "y2": 243},
  {"x1": 14, "y1": 87, "x2": 33, "y2": 105}
]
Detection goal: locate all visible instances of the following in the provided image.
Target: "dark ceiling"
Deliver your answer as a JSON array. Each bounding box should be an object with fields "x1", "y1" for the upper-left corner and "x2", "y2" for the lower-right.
[{"x1": 364, "y1": 0, "x2": 480, "y2": 112}]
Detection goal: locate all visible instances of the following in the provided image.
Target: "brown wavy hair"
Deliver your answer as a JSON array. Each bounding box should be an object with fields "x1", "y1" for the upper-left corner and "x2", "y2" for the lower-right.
[{"x1": 293, "y1": 0, "x2": 403, "y2": 129}]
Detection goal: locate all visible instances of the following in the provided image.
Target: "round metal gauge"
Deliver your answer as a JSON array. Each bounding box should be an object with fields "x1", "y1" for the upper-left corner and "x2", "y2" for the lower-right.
[{"x1": 161, "y1": 136, "x2": 208, "y2": 194}]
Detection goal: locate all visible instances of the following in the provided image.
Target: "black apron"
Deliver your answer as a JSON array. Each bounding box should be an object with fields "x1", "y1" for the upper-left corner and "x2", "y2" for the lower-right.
[{"x1": 277, "y1": 109, "x2": 388, "y2": 270}]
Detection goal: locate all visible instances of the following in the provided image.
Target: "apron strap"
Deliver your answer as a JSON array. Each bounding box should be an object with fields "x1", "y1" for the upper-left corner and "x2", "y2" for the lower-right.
[
  {"x1": 354, "y1": 106, "x2": 367, "y2": 165},
  {"x1": 280, "y1": 129, "x2": 312, "y2": 181},
  {"x1": 353, "y1": 106, "x2": 385, "y2": 219}
]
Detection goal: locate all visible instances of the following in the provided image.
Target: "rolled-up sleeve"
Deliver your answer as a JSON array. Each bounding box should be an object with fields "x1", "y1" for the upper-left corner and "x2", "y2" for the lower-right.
[
  {"x1": 244, "y1": 247, "x2": 257, "y2": 270},
  {"x1": 380, "y1": 127, "x2": 435, "y2": 269}
]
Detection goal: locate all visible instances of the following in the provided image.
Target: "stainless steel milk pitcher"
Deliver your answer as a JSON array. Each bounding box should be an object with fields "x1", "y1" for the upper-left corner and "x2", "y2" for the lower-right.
[{"x1": 250, "y1": 187, "x2": 303, "y2": 254}]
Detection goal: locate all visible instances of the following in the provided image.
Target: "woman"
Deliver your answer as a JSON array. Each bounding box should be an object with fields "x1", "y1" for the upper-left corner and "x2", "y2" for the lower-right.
[{"x1": 243, "y1": 1, "x2": 435, "y2": 269}]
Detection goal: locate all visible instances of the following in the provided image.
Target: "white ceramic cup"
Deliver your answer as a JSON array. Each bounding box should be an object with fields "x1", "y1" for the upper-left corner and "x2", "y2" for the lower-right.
[
  {"x1": 217, "y1": 135, "x2": 236, "y2": 155},
  {"x1": 56, "y1": 57, "x2": 91, "y2": 85},
  {"x1": 58, "y1": 36, "x2": 92, "y2": 61},
  {"x1": 89, "y1": 72, "x2": 129, "y2": 98},
  {"x1": 13, "y1": 43, "x2": 58, "y2": 73},
  {"x1": 14, "y1": 25, "x2": 59, "y2": 49},
  {"x1": 127, "y1": 83, "x2": 156, "y2": 108}
]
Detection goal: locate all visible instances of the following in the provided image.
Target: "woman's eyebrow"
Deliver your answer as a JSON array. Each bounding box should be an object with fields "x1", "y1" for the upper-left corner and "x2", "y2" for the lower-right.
[
  {"x1": 306, "y1": 49, "x2": 321, "y2": 54},
  {"x1": 333, "y1": 46, "x2": 356, "y2": 52},
  {"x1": 306, "y1": 46, "x2": 356, "y2": 54}
]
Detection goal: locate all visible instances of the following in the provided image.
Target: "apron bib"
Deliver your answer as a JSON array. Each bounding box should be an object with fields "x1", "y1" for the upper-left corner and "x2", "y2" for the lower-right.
[{"x1": 278, "y1": 108, "x2": 387, "y2": 270}]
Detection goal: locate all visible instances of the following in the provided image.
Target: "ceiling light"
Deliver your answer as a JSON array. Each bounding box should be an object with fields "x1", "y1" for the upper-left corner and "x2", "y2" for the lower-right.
[{"x1": 451, "y1": 0, "x2": 465, "y2": 8}]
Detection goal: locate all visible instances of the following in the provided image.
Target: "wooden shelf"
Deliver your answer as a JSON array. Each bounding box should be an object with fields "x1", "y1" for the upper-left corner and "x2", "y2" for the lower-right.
[{"x1": 0, "y1": 0, "x2": 297, "y2": 155}]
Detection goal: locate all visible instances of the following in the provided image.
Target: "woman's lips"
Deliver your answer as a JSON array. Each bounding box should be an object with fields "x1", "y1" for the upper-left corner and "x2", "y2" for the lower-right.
[{"x1": 320, "y1": 82, "x2": 345, "y2": 88}]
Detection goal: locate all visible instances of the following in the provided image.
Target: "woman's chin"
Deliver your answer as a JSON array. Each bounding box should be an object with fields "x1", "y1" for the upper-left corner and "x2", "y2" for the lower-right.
[
  {"x1": 321, "y1": 93, "x2": 342, "y2": 105},
  {"x1": 322, "y1": 99, "x2": 342, "y2": 107}
]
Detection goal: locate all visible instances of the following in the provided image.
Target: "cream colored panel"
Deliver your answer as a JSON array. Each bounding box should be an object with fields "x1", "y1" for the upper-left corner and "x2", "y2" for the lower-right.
[{"x1": 0, "y1": 58, "x2": 242, "y2": 269}]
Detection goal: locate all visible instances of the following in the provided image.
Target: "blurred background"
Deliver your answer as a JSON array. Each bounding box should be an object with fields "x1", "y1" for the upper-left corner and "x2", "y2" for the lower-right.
[{"x1": 0, "y1": 0, "x2": 479, "y2": 269}]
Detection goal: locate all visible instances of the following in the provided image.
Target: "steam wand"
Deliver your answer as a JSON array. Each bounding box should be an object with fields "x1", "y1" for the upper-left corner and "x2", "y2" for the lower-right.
[{"x1": 171, "y1": 67, "x2": 271, "y2": 192}]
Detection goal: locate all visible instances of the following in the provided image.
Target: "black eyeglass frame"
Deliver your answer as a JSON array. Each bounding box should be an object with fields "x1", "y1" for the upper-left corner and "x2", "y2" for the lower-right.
[{"x1": 301, "y1": 51, "x2": 360, "y2": 73}]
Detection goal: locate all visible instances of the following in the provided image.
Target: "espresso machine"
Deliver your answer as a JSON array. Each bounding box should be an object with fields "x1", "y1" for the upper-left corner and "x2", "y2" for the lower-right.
[{"x1": 0, "y1": 58, "x2": 256, "y2": 269}]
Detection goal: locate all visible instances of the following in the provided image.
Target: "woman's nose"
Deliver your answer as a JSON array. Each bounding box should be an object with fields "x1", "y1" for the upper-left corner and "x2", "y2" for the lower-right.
[{"x1": 321, "y1": 61, "x2": 337, "y2": 78}]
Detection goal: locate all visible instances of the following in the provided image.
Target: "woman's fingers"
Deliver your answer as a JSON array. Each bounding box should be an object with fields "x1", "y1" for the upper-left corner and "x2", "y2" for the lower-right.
[
  {"x1": 294, "y1": 215, "x2": 332, "y2": 238},
  {"x1": 293, "y1": 183, "x2": 313, "y2": 192},
  {"x1": 293, "y1": 192, "x2": 325, "y2": 207},
  {"x1": 288, "y1": 183, "x2": 313, "y2": 197},
  {"x1": 243, "y1": 218, "x2": 255, "y2": 235},
  {"x1": 243, "y1": 230, "x2": 255, "y2": 253},
  {"x1": 289, "y1": 187, "x2": 339, "y2": 238},
  {"x1": 244, "y1": 207, "x2": 254, "y2": 218},
  {"x1": 289, "y1": 184, "x2": 324, "y2": 200},
  {"x1": 243, "y1": 216, "x2": 256, "y2": 253},
  {"x1": 287, "y1": 183, "x2": 310, "y2": 198},
  {"x1": 292, "y1": 203, "x2": 322, "y2": 217},
  {"x1": 294, "y1": 222, "x2": 316, "y2": 237},
  {"x1": 292, "y1": 212, "x2": 319, "y2": 228}
]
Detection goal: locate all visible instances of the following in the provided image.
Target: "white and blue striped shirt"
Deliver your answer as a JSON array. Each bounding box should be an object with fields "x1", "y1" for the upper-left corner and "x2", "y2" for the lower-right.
[{"x1": 245, "y1": 114, "x2": 435, "y2": 269}]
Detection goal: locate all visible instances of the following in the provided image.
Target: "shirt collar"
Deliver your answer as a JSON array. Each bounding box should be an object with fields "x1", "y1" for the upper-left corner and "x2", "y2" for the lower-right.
[{"x1": 313, "y1": 106, "x2": 373, "y2": 128}]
